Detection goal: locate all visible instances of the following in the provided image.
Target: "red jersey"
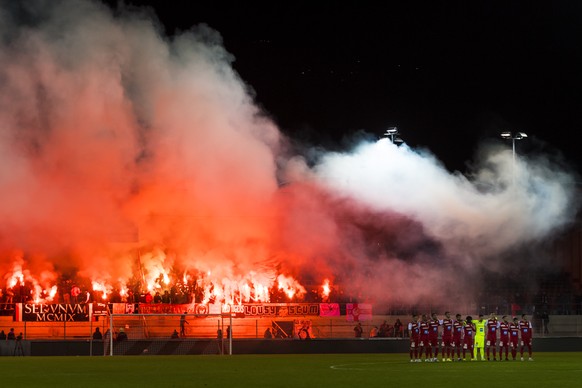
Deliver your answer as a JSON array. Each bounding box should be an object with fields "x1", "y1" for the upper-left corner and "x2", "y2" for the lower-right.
[
  {"x1": 419, "y1": 321, "x2": 430, "y2": 339},
  {"x1": 442, "y1": 318, "x2": 453, "y2": 339},
  {"x1": 486, "y1": 319, "x2": 499, "y2": 338},
  {"x1": 453, "y1": 320, "x2": 464, "y2": 340},
  {"x1": 499, "y1": 322, "x2": 510, "y2": 341},
  {"x1": 463, "y1": 323, "x2": 474, "y2": 344},
  {"x1": 429, "y1": 319, "x2": 440, "y2": 338},
  {"x1": 519, "y1": 320, "x2": 533, "y2": 338},
  {"x1": 408, "y1": 321, "x2": 420, "y2": 340},
  {"x1": 509, "y1": 322, "x2": 520, "y2": 344}
]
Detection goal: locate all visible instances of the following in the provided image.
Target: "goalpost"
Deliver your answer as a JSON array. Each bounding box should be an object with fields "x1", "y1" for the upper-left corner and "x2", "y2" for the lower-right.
[{"x1": 107, "y1": 312, "x2": 233, "y2": 356}]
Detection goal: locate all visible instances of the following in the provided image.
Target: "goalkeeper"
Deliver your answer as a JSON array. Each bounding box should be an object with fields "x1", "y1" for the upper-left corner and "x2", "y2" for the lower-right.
[{"x1": 473, "y1": 313, "x2": 486, "y2": 361}]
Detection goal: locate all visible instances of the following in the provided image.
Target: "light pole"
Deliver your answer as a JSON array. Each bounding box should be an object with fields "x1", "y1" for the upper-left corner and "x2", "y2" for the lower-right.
[
  {"x1": 384, "y1": 127, "x2": 403, "y2": 144},
  {"x1": 500, "y1": 131, "x2": 527, "y2": 184}
]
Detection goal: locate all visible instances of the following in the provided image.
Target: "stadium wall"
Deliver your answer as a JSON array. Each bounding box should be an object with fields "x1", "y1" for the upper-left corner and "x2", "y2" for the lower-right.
[
  {"x1": 3, "y1": 314, "x2": 580, "y2": 340},
  {"x1": 2, "y1": 337, "x2": 582, "y2": 357}
]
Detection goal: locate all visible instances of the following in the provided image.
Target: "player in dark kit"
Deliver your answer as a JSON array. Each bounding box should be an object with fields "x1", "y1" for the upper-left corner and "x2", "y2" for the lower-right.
[
  {"x1": 440, "y1": 311, "x2": 454, "y2": 362},
  {"x1": 462, "y1": 316, "x2": 475, "y2": 361},
  {"x1": 519, "y1": 314, "x2": 533, "y2": 361},
  {"x1": 509, "y1": 317, "x2": 520, "y2": 360},
  {"x1": 486, "y1": 313, "x2": 499, "y2": 361},
  {"x1": 452, "y1": 314, "x2": 464, "y2": 361},
  {"x1": 429, "y1": 312, "x2": 441, "y2": 362},
  {"x1": 408, "y1": 315, "x2": 420, "y2": 362},
  {"x1": 498, "y1": 315, "x2": 511, "y2": 361},
  {"x1": 419, "y1": 314, "x2": 432, "y2": 361}
]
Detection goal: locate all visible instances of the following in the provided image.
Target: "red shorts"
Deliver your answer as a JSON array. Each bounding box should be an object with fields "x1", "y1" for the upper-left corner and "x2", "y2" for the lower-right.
[
  {"x1": 410, "y1": 336, "x2": 419, "y2": 348},
  {"x1": 441, "y1": 337, "x2": 452, "y2": 347},
  {"x1": 463, "y1": 338, "x2": 474, "y2": 349},
  {"x1": 510, "y1": 337, "x2": 519, "y2": 348},
  {"x1": 499, "y1": 336, "x2": 510, "y2": 347},
  {"x1": 452, "y1": 337, "x2": 462, "y2": 348},
  {"x1": 521, "y1": 336, "x2": 532, "y2": 346},
  {"x1": 419, "y1": 336, "x2": 429, "y2": 347},
  {"x1": 486, "y1": 336, "x2": 497, "y2": 346},
  {"x1": 429, "y1": 336, "x2": 439, "y2": 347}
]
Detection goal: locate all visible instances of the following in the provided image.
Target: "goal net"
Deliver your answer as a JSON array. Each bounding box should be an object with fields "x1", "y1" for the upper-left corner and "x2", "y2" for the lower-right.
[{"x1": 107, "y1": 313, "x2": 232, "y2": 356}]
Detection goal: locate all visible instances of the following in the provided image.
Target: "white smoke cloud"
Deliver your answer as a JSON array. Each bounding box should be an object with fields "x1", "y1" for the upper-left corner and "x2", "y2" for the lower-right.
[{"x1": 315, "y1": 139, "x2": 577, "y2": 259}]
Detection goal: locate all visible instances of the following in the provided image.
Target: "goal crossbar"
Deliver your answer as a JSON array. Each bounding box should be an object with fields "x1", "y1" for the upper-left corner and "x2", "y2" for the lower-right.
[{"x1": 107, "y1": 313, "x2": 233, "y2": 356}]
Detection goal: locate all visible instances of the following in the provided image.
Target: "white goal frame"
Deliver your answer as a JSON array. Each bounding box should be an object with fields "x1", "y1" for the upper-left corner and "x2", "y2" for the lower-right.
[{"x1": 107, "y1": 312, "x2": 233, "y2": 356}]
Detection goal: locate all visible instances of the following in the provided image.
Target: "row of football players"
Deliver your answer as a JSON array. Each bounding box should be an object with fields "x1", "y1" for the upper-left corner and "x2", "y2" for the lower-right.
[{"x1": 407, "y1": 312, "x2": 533, "y2": 362}]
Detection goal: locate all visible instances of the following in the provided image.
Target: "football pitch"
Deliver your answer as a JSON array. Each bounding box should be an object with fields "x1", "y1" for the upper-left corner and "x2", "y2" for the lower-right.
[{"x1": 0, "y1": 352, "x2": 580, "y2": 387}]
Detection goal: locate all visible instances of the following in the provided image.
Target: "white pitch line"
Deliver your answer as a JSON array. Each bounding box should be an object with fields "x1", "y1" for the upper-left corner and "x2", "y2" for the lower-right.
[{"x1": 330, "y1": 361, "x2": 393, "y2": 371}]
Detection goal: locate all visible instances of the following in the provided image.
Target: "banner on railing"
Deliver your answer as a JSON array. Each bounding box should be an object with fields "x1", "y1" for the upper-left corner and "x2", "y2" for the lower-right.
[
  {"x1": 92, "y1": 302, "x2": 108, "y2": 316},
  {"x1": 229, "y1": 303, "x2": 320, "y2": 318},
  {"x1": 137, "y1": 303, "x2": 195, "y2": 315},
  {"x1": 15, "y1": 303, "x2": 90, "y2": 322},
  {"x1": 122, "y1": 302, "x2": 357, "y2": 318},
  {"x1": 319, "y1": 303, "x2": 340, "y2": 317},
  {"x1": 44, "y1": 302, "x2": 367, "y2": 319},
  {"x1": 111, "y1": 303, "x2": 133, "y2": 314},
  {"x1": 346, "y1": 303, "x2": 373, "y2": 321}
]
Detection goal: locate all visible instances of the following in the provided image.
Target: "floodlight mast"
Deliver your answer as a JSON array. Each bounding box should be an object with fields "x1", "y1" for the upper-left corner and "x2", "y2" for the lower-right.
[
  {"x1": 500, "y1": 131, "x2": 527, "y2": 185},
  {"x1": 384, "y1": 127, "x2": 403, "y2": 144}
]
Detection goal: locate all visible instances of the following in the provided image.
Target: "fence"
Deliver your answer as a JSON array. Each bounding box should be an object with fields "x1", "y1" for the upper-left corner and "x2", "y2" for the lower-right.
[
  {"x1": 3, "y1": 315, "x2": 579, "y2": 341},
  {"x1": 2, "y1": 301, "x2": 582, "y2": 341}
]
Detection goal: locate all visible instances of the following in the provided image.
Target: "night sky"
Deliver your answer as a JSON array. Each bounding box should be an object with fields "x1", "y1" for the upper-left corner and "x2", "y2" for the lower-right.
[{"x1": 106, "y1": 1, "x2": 582, "y2": 175}]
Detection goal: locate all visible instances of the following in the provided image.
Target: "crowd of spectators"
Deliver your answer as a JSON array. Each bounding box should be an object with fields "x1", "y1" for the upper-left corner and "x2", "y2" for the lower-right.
[{"x1": 1, "y1": 269, "x2": 580, "y2": 321}]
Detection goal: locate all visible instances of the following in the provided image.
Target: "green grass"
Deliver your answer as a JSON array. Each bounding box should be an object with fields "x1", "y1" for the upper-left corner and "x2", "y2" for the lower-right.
[{"x1": 0, "y1": 353, "x2": 580, "y2": 387}]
